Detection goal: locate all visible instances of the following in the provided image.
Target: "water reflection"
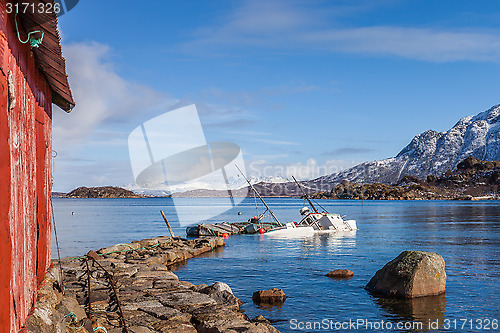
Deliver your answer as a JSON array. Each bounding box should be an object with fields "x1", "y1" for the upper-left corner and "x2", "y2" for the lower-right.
[
  {"x1": 299, "y1": 231, "x2": 357, "y2": 255},
  {"x1": 169, "y1": 260, "x2": 188, "y2": 270},
  {"x1": 376, "y1": 294, "x2": 447, "y2": 326},
  {"x1": 255, "y1": 302, "x2": 285, "y2": 311},
  {"x1": 53, "y1": 198, "x2": 500, "y2": 333},
  {"x1": 310, "y1": 231, "x2": 357, "y2": 248},
  {"x1": 170, "y1": 245, "x2": 225, "y2": 271}
]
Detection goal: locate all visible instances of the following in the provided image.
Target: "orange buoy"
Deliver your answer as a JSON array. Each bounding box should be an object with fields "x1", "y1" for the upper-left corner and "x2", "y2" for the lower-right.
[
  {"x1": 222, "y1": 233, "x2": 229, "y2": 239},
  {"x1": 259, "y1": 228, "x2": 265, "y2": 234}
]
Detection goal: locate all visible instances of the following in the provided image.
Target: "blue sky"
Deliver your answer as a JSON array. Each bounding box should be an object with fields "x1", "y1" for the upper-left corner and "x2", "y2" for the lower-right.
[{"x1": 53, "y1": 0, "x2": 500, "y2": 192}]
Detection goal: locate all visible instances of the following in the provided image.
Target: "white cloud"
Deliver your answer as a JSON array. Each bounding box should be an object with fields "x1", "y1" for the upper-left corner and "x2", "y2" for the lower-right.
[
  {"x1": 304, "y1": 26, "x2": 500, "y2": 62},
  {"x1": 50, "y1": 40, "x2": 364, "y2": 192},
  {"x1": 53, "y1": 42, "x2": 175, "y2": 150},
  {"x1": 227, "y1": 0, "x2": 316, "y2": 34},
  {"x1": 182, "y1": 0, "x2": 500, "y2": 63},
  {"x1": 201, "y1": 81, "x2": 319, "y2": 109},
  {"x1": 53, "y1": 159, "x2": 134, "y2": 192},
  {"x1": 246, "y1": 158, "x2": 360, "y2": 180},
  {"x1": 251, "y1": 138, "x2": 300, "y2": 146},
  {"x1": 51, "y1": 42, "x2": 261, "y2": 191},
  {"x1": 52, "y1": 42, "x2": 178, "y2": 191}
]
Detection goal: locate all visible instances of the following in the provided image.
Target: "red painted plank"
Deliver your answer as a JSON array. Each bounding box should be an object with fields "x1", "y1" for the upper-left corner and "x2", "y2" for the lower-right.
[
  {"x1": 0, "y1": 2, "x2": 55, "y2": 330},
  {"x1": 0, "y1": 57, "x2": 13, "y2": 333}
]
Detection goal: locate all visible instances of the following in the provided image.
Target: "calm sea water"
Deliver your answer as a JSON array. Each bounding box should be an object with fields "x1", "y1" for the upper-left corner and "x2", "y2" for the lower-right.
[{"x1": 52, "y1": 198, "x2": 500, "y2": 332}]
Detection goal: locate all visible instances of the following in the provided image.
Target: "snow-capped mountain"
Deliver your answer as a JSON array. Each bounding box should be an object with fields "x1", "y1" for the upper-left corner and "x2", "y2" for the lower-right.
[
  {"x1": 125, "y1": 174, "x2": 291, "y2": 195},
  {"x1": 245, "y1": 175, "x2": 292, "y2": 184},
  {"x1": 316, "y1": 104, "x2": 500, "y2": 185}
]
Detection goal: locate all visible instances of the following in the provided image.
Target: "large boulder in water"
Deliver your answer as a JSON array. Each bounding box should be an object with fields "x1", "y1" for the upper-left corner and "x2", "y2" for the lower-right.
[{"x1": 366, "y1": 251, "x2": 446, "y2": 298}]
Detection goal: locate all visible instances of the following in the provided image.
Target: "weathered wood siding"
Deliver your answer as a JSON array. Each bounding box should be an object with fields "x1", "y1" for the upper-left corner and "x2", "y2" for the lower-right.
[{"x1": 0, "y1": 2, "x2": 53, "y2": 331}]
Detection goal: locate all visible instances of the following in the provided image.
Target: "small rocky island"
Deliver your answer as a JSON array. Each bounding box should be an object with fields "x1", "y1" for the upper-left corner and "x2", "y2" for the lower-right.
[{"x1": 61, "y1": 186, "x2": 143, "y2": 198}]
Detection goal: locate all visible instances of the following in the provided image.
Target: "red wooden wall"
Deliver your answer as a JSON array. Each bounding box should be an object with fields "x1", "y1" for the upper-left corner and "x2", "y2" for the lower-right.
[{"x1": 0, "y1": 3, "x2": 53, "y2": 331}]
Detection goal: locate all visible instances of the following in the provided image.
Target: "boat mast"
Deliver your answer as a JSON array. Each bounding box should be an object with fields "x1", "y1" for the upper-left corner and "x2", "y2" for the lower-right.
[
  {"x1": 235, "y1": 165, "x2": 283, "y2": 226},
  {"x1": 292, "y1": 176, "x2": 318, "y2": 213}
]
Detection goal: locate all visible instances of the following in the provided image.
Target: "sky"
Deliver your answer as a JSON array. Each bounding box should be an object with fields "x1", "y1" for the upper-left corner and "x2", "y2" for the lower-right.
[{"x1": 52, "y1": 0, "x2": 500, "y2": 192}]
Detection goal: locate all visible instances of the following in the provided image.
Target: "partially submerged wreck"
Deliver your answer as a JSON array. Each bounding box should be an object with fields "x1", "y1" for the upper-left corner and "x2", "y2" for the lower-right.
[{"x1": 186, "y1": 173, "x2": 357, "y2": 237}]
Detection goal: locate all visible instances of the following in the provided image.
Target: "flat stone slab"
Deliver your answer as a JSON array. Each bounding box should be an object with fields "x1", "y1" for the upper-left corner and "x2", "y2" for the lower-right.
[
  {"x1": 138, "y1": 302, "x2": 190, "y2": 321},
  {"x1": 156, "y1": 290, "x2": 217, "y2": 311},
  {"x1": 133, "y1": 270, "x2": 179, "y2": 280}
]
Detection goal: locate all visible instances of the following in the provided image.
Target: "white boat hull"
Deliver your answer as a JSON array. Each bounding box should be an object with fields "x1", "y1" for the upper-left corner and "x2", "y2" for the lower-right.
[
  {"x1": 300, "y1": 213, "x2": 357, "y2": 231},
  {"x1": 263, "y1": 222, "x2": 314, "y2": 237}
]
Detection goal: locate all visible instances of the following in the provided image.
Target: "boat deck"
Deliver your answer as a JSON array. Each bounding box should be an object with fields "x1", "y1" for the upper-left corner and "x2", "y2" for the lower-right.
[{"x1": 186, "y1": 221, "x2": 281, "y2": 236}]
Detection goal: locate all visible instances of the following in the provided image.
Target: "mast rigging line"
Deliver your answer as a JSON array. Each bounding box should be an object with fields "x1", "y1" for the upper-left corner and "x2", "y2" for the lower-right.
[
  {"x1": 296, "y1": 183, "x2": 332, "y2": 211},
  {"x1": 292, "y1": 176, "x2": 329, "y2": 213},
  {"x1": 235, "y1": 165, "x2": 282, "y2": 227}
]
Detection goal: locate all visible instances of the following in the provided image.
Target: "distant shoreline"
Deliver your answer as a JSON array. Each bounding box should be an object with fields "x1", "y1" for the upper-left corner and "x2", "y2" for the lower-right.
[
  {"x1": 57, "y1": 157, "x2": 500, "y2": 200},
  {"x1": 52, "y1": 193, "x2": 498, "y2": 201}
]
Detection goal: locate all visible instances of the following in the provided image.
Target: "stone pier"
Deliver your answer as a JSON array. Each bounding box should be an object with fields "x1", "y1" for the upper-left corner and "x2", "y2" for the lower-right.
[{"x1": 25, "y1": 236, "x2": 279, "y2": 333}]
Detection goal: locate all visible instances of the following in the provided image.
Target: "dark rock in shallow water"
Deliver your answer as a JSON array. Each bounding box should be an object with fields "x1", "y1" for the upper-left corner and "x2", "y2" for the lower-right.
[
  {"x1": 326, "y1": 269, "x2": 354, "y2": 278},
  {"x1": 366, "y1": 251, "x2": 446, "y2": 298},
  {"x1": 252, "y1": 288, "x2": 286, "y2": 304}
]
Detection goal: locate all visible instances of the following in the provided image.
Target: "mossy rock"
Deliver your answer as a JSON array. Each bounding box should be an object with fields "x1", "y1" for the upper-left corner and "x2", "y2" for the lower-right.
[{"x1": 366, "y1": 251, "x2": 446, "y2": 298}]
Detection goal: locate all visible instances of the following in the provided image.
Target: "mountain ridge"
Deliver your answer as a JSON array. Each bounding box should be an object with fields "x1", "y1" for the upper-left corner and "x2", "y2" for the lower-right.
[
  {"x1": 62, "y1": 104, "x2": 500, "y2": 198},
  {"x1": 308, "y1": 156, "x2": 500, "y2": 200},
  {"x1": 316, "y1": 104, "x2": 500, "y2": 185}
]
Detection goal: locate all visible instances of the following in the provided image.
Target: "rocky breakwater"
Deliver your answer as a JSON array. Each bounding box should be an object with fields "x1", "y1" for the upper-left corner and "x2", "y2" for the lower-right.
[{"x1": 30, "y1": 236, "x2": 279, "y2": 333}]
